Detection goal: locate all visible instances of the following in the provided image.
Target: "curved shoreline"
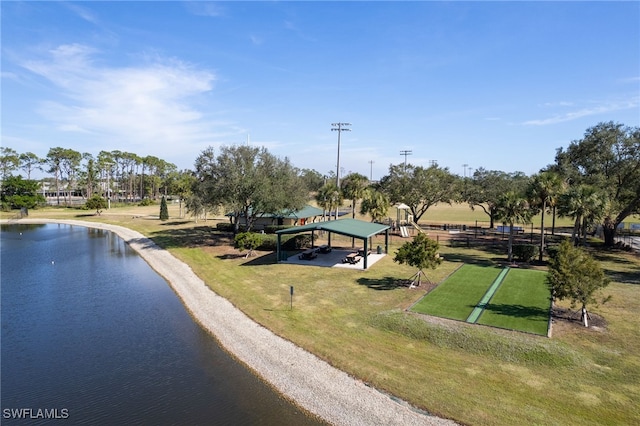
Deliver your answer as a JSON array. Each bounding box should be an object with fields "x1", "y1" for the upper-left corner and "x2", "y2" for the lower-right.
[{"x1": 4, "y1": 219, "x2": 456, "y2": 426}]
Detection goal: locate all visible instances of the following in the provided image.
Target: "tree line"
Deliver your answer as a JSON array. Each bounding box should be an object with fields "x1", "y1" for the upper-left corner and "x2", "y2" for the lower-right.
[
  {"x1": 2, "y1": 121, "x2": 638, "y2": 250},
  {"x1": 0, "y1": 147, "x2": 183, "y2": 206}
]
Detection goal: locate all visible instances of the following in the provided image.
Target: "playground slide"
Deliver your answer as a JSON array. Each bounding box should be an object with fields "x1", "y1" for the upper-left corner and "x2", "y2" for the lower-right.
[{"x1": 409, "y1": 220, "x2": 426, "y2": 234}]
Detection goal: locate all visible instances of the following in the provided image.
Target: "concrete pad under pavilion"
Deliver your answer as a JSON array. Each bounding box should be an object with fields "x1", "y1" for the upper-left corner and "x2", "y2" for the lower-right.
[{"x1": 282, "y1": 249, "x2": 386, "y2": 270}]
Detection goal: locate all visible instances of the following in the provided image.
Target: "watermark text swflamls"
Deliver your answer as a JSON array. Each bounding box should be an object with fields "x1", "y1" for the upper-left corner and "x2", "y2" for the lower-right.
[{"x1": 3, "y1": 408, "x2": 69, "y2": 420}]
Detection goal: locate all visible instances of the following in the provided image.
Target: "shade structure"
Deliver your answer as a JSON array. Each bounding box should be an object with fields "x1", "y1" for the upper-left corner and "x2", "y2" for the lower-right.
[{"x1": 275, "y1": 218, "x2": 390, "y2": 269}]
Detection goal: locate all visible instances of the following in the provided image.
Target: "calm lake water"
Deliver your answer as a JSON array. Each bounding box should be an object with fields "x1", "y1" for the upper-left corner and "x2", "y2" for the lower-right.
[{"x1": 1, "y1": 223, "x2": 325, "y2": 425}]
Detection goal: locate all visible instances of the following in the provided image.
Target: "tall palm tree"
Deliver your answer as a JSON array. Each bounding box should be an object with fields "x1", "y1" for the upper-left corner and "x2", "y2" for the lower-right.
[
  {"x1": 558, "y1": 185, "x2": 603, "y2": 245},
  {"x1": 528, "y1": 171, "x2": 564, "y2": 261},
  {"x1": 341, "y1": 173, "x2": 369, "y2": 219},
  {"x1": 316, "y1": 183, "x2": 342, "y2": 221},
  {"x1": 495, "y1": 191, "x2": 534, "y2": 263}
]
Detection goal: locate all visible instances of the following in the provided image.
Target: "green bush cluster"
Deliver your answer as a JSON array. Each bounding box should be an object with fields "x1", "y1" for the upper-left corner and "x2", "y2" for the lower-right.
[
  {"x1": 263, "y1": 225, "x2": 294, "y2": 234},
  {"x1": 138, "y1": 198, "x2": 155, "y2": 206},
  {"x1": 282, "y1": 234, "x2": 312, "y2": 250},
  {"x1": 512, "y1": 244, "x2": 538, "y2": 263}
]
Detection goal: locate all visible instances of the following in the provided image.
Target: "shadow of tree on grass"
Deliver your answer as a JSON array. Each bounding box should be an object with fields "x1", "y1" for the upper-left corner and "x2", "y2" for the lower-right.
[
  {"x1": 482, "y1": 303, "x2": 550, "y2": 319},
  {"x1": 356, "y1": 276, "x2": 409, "y2": 291}
]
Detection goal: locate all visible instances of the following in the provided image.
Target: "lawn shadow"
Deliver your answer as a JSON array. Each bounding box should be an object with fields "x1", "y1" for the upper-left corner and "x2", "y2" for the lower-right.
[
  {"x1": 240, "y1": 252, "x2": 277, "y2": 266},
  {"x1": 357, "y1": 276, "x2": 405, "y2": 291},
  {"x1": 482, "y1": 303, "x2": 550, "y2": 319},
  {"x1": 440, "y1": 252, "x2": 496, "y2": 266},
  {"x1": 149, "y1": 226, "x2": 231, "y2": 249}
]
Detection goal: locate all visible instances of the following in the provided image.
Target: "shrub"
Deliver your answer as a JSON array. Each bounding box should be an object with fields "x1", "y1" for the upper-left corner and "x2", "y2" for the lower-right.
[
  {"x1": 282, "y1": 234, "x2": 312, "y2": 250},
  {"x1": 138, "y1": 198, "x2": 154, "y2": 206},
  {"x1": 263, "y1": 225, "x2": 294, "y2": 234},
  {"x1": 159, "y1": 196, "x2": 169, "y2": 221},
  {"x1": 85, "y1": 195, "x2": 107, "y2": 215},
  {"x1": 215, "y1": 222, "x2": 249, "y2": 233},
  {"x1": 512, "y1": 244, "x2": 538, "y2": 263},
  {"x1": 234, "y1": 232, "x2": 263, "y2": 254},
  {"x1": 257, "y1": 234, "x2": 278, "y2": 251}
]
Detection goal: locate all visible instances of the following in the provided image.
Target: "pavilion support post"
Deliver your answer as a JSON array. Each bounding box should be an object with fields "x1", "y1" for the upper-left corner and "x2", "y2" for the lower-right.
[
  {"x1": 363, "y1": 239, "x2": 368, "y2": 270},
  {"x1": 385, "y1": 229, "x2": 389, "y2": 254},
  {"x1": 277, "y1": 234, "x2": 282, "y2": 261}
]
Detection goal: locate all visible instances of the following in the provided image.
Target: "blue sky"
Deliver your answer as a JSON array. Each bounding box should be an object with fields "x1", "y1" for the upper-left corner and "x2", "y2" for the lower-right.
[{"x1": 2, "y1": 1, "x2": 639, "y2": 180}]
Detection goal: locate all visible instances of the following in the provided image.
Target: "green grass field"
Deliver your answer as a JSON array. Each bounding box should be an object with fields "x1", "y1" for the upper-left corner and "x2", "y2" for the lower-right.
[
  {"x1": 477, "y1": 269, "x2": 551, "y2": 335},
  {"x1": 412, "y1": 265, "x2": 551, "y2": 336},
  {"x1": 410, "y1": 264, "x2": 502, "y2": 320}
]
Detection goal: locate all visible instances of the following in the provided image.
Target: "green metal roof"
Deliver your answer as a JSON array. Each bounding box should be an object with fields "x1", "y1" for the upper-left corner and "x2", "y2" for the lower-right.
[
  {"x1": 281, "y1": 205, "x2": 324, "y2": 219},
  {"x1": 275, "y1": 218, "x2": 390, "y2": 239}
]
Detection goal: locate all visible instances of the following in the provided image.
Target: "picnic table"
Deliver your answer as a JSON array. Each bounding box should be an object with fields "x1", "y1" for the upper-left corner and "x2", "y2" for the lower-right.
[
  {"x1": 342, "y1": 252, "x2": 362, "y2": 264},
  {"x1": 318, "y1": 244, "x2": 332, "y2": 254},
  {"x1": 299, "y1": 249, "x2": 318, "y2": 260}
]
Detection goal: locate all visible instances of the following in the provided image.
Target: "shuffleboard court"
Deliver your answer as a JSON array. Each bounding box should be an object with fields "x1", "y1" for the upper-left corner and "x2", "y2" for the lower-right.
[
  {"x1": 411, "y1": 264, "x2": 502, "y2": 321},
  {"x1": 477, "y1": 269, "x2": 551, "y2": 336}
]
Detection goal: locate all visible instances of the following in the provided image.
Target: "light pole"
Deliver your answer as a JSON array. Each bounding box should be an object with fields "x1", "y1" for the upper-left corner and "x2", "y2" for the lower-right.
[
  {"x1": 331, "y1": 122, "x2": 351, "y2": 188},
  {"x1": 368, "y1": 160, "x2": 375, "y2": 180},
  {"x1": 462, "y1": 163, "x2": 469, "y2": 178}
]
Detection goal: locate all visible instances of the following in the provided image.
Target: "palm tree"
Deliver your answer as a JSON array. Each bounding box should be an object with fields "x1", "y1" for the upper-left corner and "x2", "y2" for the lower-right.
[
  {"x1": 558, "y1": 185, "x2": 604, "y2": 245},
  {"x1": 528, "y1": 171, "x2": 564, "y2": 261},
  {"x1": 495, "y1": 191, "x2": 533, "y2": 263},
  {"x1": 341, "y1": 173, "x2": 369, "y2": 219},
  {"x1": 316, "y1": 183, "x2": 342, "y2": 220}
]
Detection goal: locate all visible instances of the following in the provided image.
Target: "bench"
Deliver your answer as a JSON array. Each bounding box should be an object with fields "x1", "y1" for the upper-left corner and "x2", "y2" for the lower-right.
[{"x1": 318, "y1": 244, "x2": 332, "y2": 254}]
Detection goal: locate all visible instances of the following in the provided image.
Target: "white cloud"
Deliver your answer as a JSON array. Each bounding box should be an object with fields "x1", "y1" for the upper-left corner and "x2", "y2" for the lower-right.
[
  {"x1": 522, "y1": 98, "x2": 639, "y2": 126},
  {"x1": 18, "y1": 43, "x2": 222, "y2": 161},
  {"x1": 184, "y1": 1, "x2": 225, "y2": 17},
  {"x1": 64, "y1": 3, "x2": 100, "y2": 25}
]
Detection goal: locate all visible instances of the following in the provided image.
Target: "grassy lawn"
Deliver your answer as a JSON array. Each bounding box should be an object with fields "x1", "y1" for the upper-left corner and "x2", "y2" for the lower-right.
[
  {"x1": 410, "y1": 264, "x2": 502, "y2": 321},
  {"x1": 477, "y1": 269, "x2": 551, "y2": 335},
  {"x1": 4, "y1": 205, "x2": 640, "y2": 426}
]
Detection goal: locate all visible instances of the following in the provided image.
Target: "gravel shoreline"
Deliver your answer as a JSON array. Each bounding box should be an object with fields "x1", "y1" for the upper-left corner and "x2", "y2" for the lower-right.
[{"x1": 5, "y1": 219, "x2": 457, "y2": 426}]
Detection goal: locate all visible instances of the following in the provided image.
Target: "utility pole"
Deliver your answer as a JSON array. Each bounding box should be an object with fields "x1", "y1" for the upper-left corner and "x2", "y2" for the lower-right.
[
  {"x1": 400, "y1": 150, "x2": 412, "y2": 170},
  {"x1": 368, "y1": 160, "x2": 375, "y2": 180},
  {"x1": 429, "y1": 160, "x2": 438, "y2": 167},
  {"x1": 462, "y1": 163, "x2": 469, "y2": 178},
  {"x1": 331, "y1": 123, "x2": 351, "y2": 188}
]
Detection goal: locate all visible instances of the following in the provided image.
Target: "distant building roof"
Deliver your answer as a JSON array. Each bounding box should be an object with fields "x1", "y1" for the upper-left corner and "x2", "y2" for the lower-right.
[{"x1": 279, "y1": 205, "x2": 324, "y2": 219}]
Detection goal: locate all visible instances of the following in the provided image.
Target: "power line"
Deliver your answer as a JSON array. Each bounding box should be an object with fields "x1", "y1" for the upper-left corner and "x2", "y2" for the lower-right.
[
  {"x1": 331, "y1": 122, "x2": 351, "y2": 188},
  {"x1": 400, "y1": 150, "x2": 412, "y2": 170}
]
